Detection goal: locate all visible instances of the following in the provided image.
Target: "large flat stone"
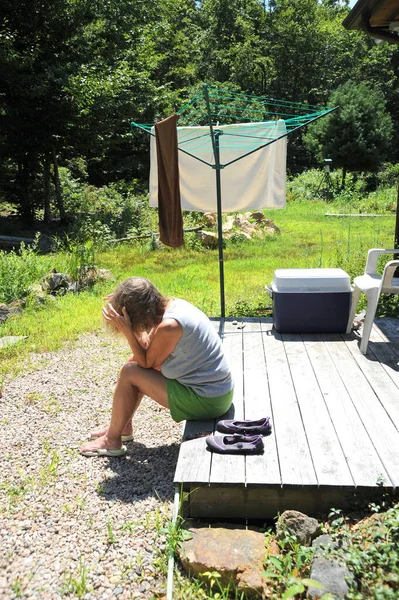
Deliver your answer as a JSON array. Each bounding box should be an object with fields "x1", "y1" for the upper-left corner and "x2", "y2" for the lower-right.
[{"x1": 179, "y1": 526, "x2": 267, "y2": 597}]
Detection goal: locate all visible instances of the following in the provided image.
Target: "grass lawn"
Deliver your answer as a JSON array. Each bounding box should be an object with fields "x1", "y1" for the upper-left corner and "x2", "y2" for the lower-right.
[
  {"x1": 1, "y1": 198, "x2": 399, "y2": 600},
  {"x1": 99, "y1": 200, "x2": 396, "y2": 314},
  {"x1": 0, "y1": 199, "x2": 397, "y2": 383}
]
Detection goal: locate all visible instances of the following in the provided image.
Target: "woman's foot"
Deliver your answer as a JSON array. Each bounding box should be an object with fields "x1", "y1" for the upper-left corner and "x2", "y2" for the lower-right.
[
  {"x1": 89, "y1": 425, "x2": 133, "y2": 442},
  {"x1": 80, "y1": 435, "x2": 127, "y2": 457}
]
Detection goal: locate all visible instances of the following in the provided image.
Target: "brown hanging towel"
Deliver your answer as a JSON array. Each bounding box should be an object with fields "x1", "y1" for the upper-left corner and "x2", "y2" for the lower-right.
[{"x1": 154, "y1": 114, "x2": 184, "y2": 247}]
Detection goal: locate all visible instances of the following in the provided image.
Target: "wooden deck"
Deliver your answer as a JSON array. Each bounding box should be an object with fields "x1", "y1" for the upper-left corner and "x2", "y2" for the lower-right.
[{"x1": 174, "y1": 317, "x2": 399, "y2": 519}]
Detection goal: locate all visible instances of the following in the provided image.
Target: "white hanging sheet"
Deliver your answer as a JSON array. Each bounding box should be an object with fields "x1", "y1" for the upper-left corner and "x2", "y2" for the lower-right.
[{"x1": 149, "y1": 120, "x2": 287, "y2": 213}]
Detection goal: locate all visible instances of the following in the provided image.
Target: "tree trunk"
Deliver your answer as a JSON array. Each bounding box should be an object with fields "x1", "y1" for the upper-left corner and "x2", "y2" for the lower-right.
[
  {"x1": 43, "y1": 155, "x2": 52, "y2": 224},
  {"x1": 395, "y1": 177, "x2": 399, "y2": 249},
  {"x1": 52, "y1": 146, "x2": 67, "y2": 223},
  {"x1": 395, "y1": 178, "x2": 399, "y2": 277},
  {"x1": 17, "y1": 158, "x2": 35, "y2": 223}
]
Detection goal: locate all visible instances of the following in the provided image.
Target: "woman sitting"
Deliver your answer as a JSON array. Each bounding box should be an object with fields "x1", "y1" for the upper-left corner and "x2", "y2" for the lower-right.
[{"x1": 80, "y1": 277, "x2": 234, "y2": 456}]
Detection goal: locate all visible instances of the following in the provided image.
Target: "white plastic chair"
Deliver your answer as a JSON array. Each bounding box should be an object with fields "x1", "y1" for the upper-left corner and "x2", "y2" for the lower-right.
[{"x1": 346, "y1": 248, "x2": 399, "y2": 354}]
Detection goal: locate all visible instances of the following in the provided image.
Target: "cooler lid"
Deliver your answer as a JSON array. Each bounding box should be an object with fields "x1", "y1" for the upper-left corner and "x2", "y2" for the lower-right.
[{"x1": 272, "y1": 268, "x2": 351, "y2": 293}]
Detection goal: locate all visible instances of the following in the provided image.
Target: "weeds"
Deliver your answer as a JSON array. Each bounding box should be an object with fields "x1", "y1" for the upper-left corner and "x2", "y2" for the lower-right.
[
  {"x1": 24, "y1": 392, "x2": 61, "y2": 415},
  {"x1": 0, "y1": 239, "x2": 50, "y2": 304},
  {"x1": 39, "y1": 448, "x2": 61, "y2": 485},
  {"x1": 106, "y1": 517, "x2": 116, "y2": 545},
  {"x1": 11, "y1": 578, "x2": 23, "y2": 598},
  {"x1": 327, "y1": 503, "x2": 399, "y2": 600},
  {"x1": 201, "y1": 571, "x2": 246, "y2": 599},
  {"x1": 0, "y1": 478, "x2": 34, "y2": 509},
  {"x1": 263, "y1": 526, "x2": 322, "y2": 600},
  {"x1": 62, "y1": 237, "x2": 96, "y2": 284},
  {"x1": 120, "y1": 520, "x2": 140, "y2": 534},
  {"x1": 61, "y1": 557, "x2": 90, "y2": 598}
]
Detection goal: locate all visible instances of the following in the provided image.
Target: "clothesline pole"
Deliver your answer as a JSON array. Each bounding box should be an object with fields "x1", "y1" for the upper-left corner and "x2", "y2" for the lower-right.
[
  {"x1": 131, "y1": 86, "x2": 336, "y2": 320},
  {"x1": 203, "y1": 83, "x2": 226, "y2": 318},
  {"x1": 214, "y1": 130, "x2": 225, "y2": 318}
]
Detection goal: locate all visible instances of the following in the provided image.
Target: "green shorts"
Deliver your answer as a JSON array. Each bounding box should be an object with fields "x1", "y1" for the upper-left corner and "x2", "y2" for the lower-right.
[{"x1": 166, "y1": 379, "x2": 234, "y2": 423}]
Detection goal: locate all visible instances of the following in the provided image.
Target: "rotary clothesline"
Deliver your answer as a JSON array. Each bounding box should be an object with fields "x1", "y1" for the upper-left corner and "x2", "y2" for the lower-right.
[
  {"x1": 132, "y1": 86, "x2": 334, "y2": 167},
  {"x1": 131, "y1": 84, "x2": 337, "y2": 316},
  {"x1": 149, "y1": 120, "x2": 287, "y2": 213}
]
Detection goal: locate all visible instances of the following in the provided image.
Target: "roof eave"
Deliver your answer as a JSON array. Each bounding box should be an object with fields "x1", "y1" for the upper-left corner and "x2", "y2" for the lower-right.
[{"x1": 343, "y1": 0, "x2": 399, "y2": 44}]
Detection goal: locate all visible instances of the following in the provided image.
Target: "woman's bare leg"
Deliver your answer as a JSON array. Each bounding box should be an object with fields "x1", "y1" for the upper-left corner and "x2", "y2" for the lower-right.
[
  {"x1": 89, "y1": 393, "x2": 143, "y2": 438},
  {"x1": 90, "y1": 358, "x2": 147, "y2": 438},
  {"x1": 80, "y1": 363, "x2": 169, "y2": 453}
]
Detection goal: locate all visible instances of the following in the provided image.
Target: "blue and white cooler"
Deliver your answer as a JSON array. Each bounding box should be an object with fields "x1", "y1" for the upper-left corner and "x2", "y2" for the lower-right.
[{"x1": 269, "y1": 268, "x2": 352, "y2": 333}]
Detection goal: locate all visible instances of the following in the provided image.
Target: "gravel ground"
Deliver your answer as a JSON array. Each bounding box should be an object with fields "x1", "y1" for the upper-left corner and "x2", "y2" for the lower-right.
[{"x1": 0, "y1": 331, "x2": 182, "y2": 600}]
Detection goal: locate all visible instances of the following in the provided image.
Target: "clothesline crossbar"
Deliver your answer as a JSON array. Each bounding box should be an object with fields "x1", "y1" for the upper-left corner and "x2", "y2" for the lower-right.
[
  {"x1": 221, "y1": 107, "x2": 337, "y2": 168},
  {"x1": 206, "y1": 87, "x2": 325, "y2": 111},
  {"x1": 177, "y1": 132, "x2": 211, "y2": 146}
]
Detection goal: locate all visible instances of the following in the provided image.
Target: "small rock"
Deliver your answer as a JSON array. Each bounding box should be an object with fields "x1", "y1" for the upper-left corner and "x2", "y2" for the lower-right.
[
  {"x1": 0, "y1": 336, "x2": 28, "y2": 349},
  {"x1": 277, "y1": 510, "x2": 321, "y2": 546},
  {"x1": 307, "y1": 557, "x2": 352, "y2": 599},
  {"x1": 307, "y1": 534, "x2": 353, "y2": 599},
  {"x1": 203, "y1": 212, "x2": 216, "y2": 227},
  {"x1": 113, "y1": 586, "x2": 124, "y2": 595},
  {"x1": 249, "y1": 211, "x2": 266, "y2": 223},
  {"x1": 42, "y1": 271, "x2": 72, "y2": 294},
  {"x1": 0, "y1": 304, "x2": 23, "y2": 323},
  {"x1": 264, "y1": 219, "x2": 280, "y2": 234},
  {"x1": 196, "y1": 230, "x2": 219, "y2": 248}
]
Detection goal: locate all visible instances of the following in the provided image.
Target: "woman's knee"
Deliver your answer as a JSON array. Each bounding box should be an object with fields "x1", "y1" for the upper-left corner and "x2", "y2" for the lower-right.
[
  {"x1": 119, "y1": 361, "x2": 142, "y2": 383},
  {"x1": 119, "y1": 362, "x2": 167, "y2": 399}
]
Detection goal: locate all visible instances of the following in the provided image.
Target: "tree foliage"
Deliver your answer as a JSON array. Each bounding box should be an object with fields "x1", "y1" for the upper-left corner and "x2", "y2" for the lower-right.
[
  {"x1": 304, "y1": 81, "x2": 393, "y2": 185},
  {"x1": 0, "y1": 0, "x2": 398, "y2": 221}
]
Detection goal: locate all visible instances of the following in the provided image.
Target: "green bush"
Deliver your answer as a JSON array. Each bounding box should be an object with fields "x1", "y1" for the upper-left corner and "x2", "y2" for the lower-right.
[
  {"x1": 357, "y1": 187, "x2": 397, "y2": 214},
  {"x1": 0, "y1": 240, "x2": 49, "y2": 304},
  {"x1": 375, "y1": 162, "x2": 399, "y2": 188},
  {"x1": 287, "y1": 168, "x2": 324, "y2": 202},
  {"x1": 59, "y1": 168, "x2": 156, "y2": 241},
  {"x1": 288, "y1": 166, "x2": 397, "y2": 215}
]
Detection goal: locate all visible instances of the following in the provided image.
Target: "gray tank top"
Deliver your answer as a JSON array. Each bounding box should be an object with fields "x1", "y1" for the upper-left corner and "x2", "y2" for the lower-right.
[{"x1": 160, "y1": 299, "x2": 233, "y2": 397}]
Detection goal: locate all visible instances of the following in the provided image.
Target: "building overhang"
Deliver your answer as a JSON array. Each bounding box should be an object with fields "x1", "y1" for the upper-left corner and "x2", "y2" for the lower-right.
[{"x1": 343, "y1": 0, "x2": 399, "y2": 44}]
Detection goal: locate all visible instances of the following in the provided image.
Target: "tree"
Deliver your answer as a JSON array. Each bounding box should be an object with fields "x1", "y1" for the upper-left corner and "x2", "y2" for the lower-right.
[
  {"x1": 197, "y1": 0, "x2": 273, "y2": 94},
  {"x1": 0, "y1": 0, "x2": 93, "y2": 221},
  {"x1": 304, "y1": 81, "x2": 393, "y2": 186}
]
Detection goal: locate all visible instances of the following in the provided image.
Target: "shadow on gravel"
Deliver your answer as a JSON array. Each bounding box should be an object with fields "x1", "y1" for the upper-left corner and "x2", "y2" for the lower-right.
[{"x1": 98, "y1": 441, "x2": 180, "y2": 503}]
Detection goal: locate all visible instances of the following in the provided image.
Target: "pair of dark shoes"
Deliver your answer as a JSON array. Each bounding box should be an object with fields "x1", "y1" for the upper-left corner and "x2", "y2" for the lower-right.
[
  {"x1": 217, "y1": 417, "x2": 272, "y2": 436},
  {"x1": 206, "y1": 417, "x2": 272, "y2": 455}
]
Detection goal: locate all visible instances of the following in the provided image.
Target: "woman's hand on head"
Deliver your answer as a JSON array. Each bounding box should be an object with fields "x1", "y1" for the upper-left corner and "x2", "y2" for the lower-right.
[{"x1": 102, "y1": 303, "x2": 133, "y2": 337}]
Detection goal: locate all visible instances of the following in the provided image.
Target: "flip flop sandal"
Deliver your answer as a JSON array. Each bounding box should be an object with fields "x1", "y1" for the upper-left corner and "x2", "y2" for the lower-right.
[
  {"x1": 206, "y1": 434, "x2": 264, "y2": 455},
  {"x1": 90, "y1": 432, "x2": 134, "y2": 442},
  {"x1": 80, "y1": 445, "x2": 127, "y2": 457},
  {"x1": 216, "y1": 417, "x2": 272, "y2": 436}
]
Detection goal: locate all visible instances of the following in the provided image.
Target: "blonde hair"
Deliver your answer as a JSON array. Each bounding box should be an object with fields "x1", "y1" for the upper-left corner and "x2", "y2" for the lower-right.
[{"x1": 110, "y1": 277, "x2": 167, "y2": 332}]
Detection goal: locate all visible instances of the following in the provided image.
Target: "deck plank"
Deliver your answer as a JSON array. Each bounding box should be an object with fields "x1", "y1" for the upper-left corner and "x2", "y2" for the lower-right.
[
  {"x1": 324, "y1": 334, "x2": 399, "y2": 487},
  {"x1": 282, "y1": 333, "x2": 353, "y2": 487},
  {"x1": 173, "y1": 419, "x2": 214, "y2": 484},
  {"x1": 376, "y1": 317, "x2": 399, "y2": 343},
  {"x1": 242, "y1": 319, "x2": 281, "y2": 485},
  {"x1": 366, "y1": 322, "x2": 399, "y2": 390},
  {"x1": 210, "y1": 320, "x2": 246, "y2": 484},
  {"x1": 344, "y1": 336, "x2": 399, "y2": 431},
  {"x1": 174, "y1": 319, "x2": 224, "y2": 484},
  {"x1": 261, "y1": 322, "x2": 317, "y2": 486},
  {"x1": 175, "y1": 318, "x2": 399, "y2": 518},
  {"x1": 302, "y1": 334, "x2": 391, "y2": 488}
]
